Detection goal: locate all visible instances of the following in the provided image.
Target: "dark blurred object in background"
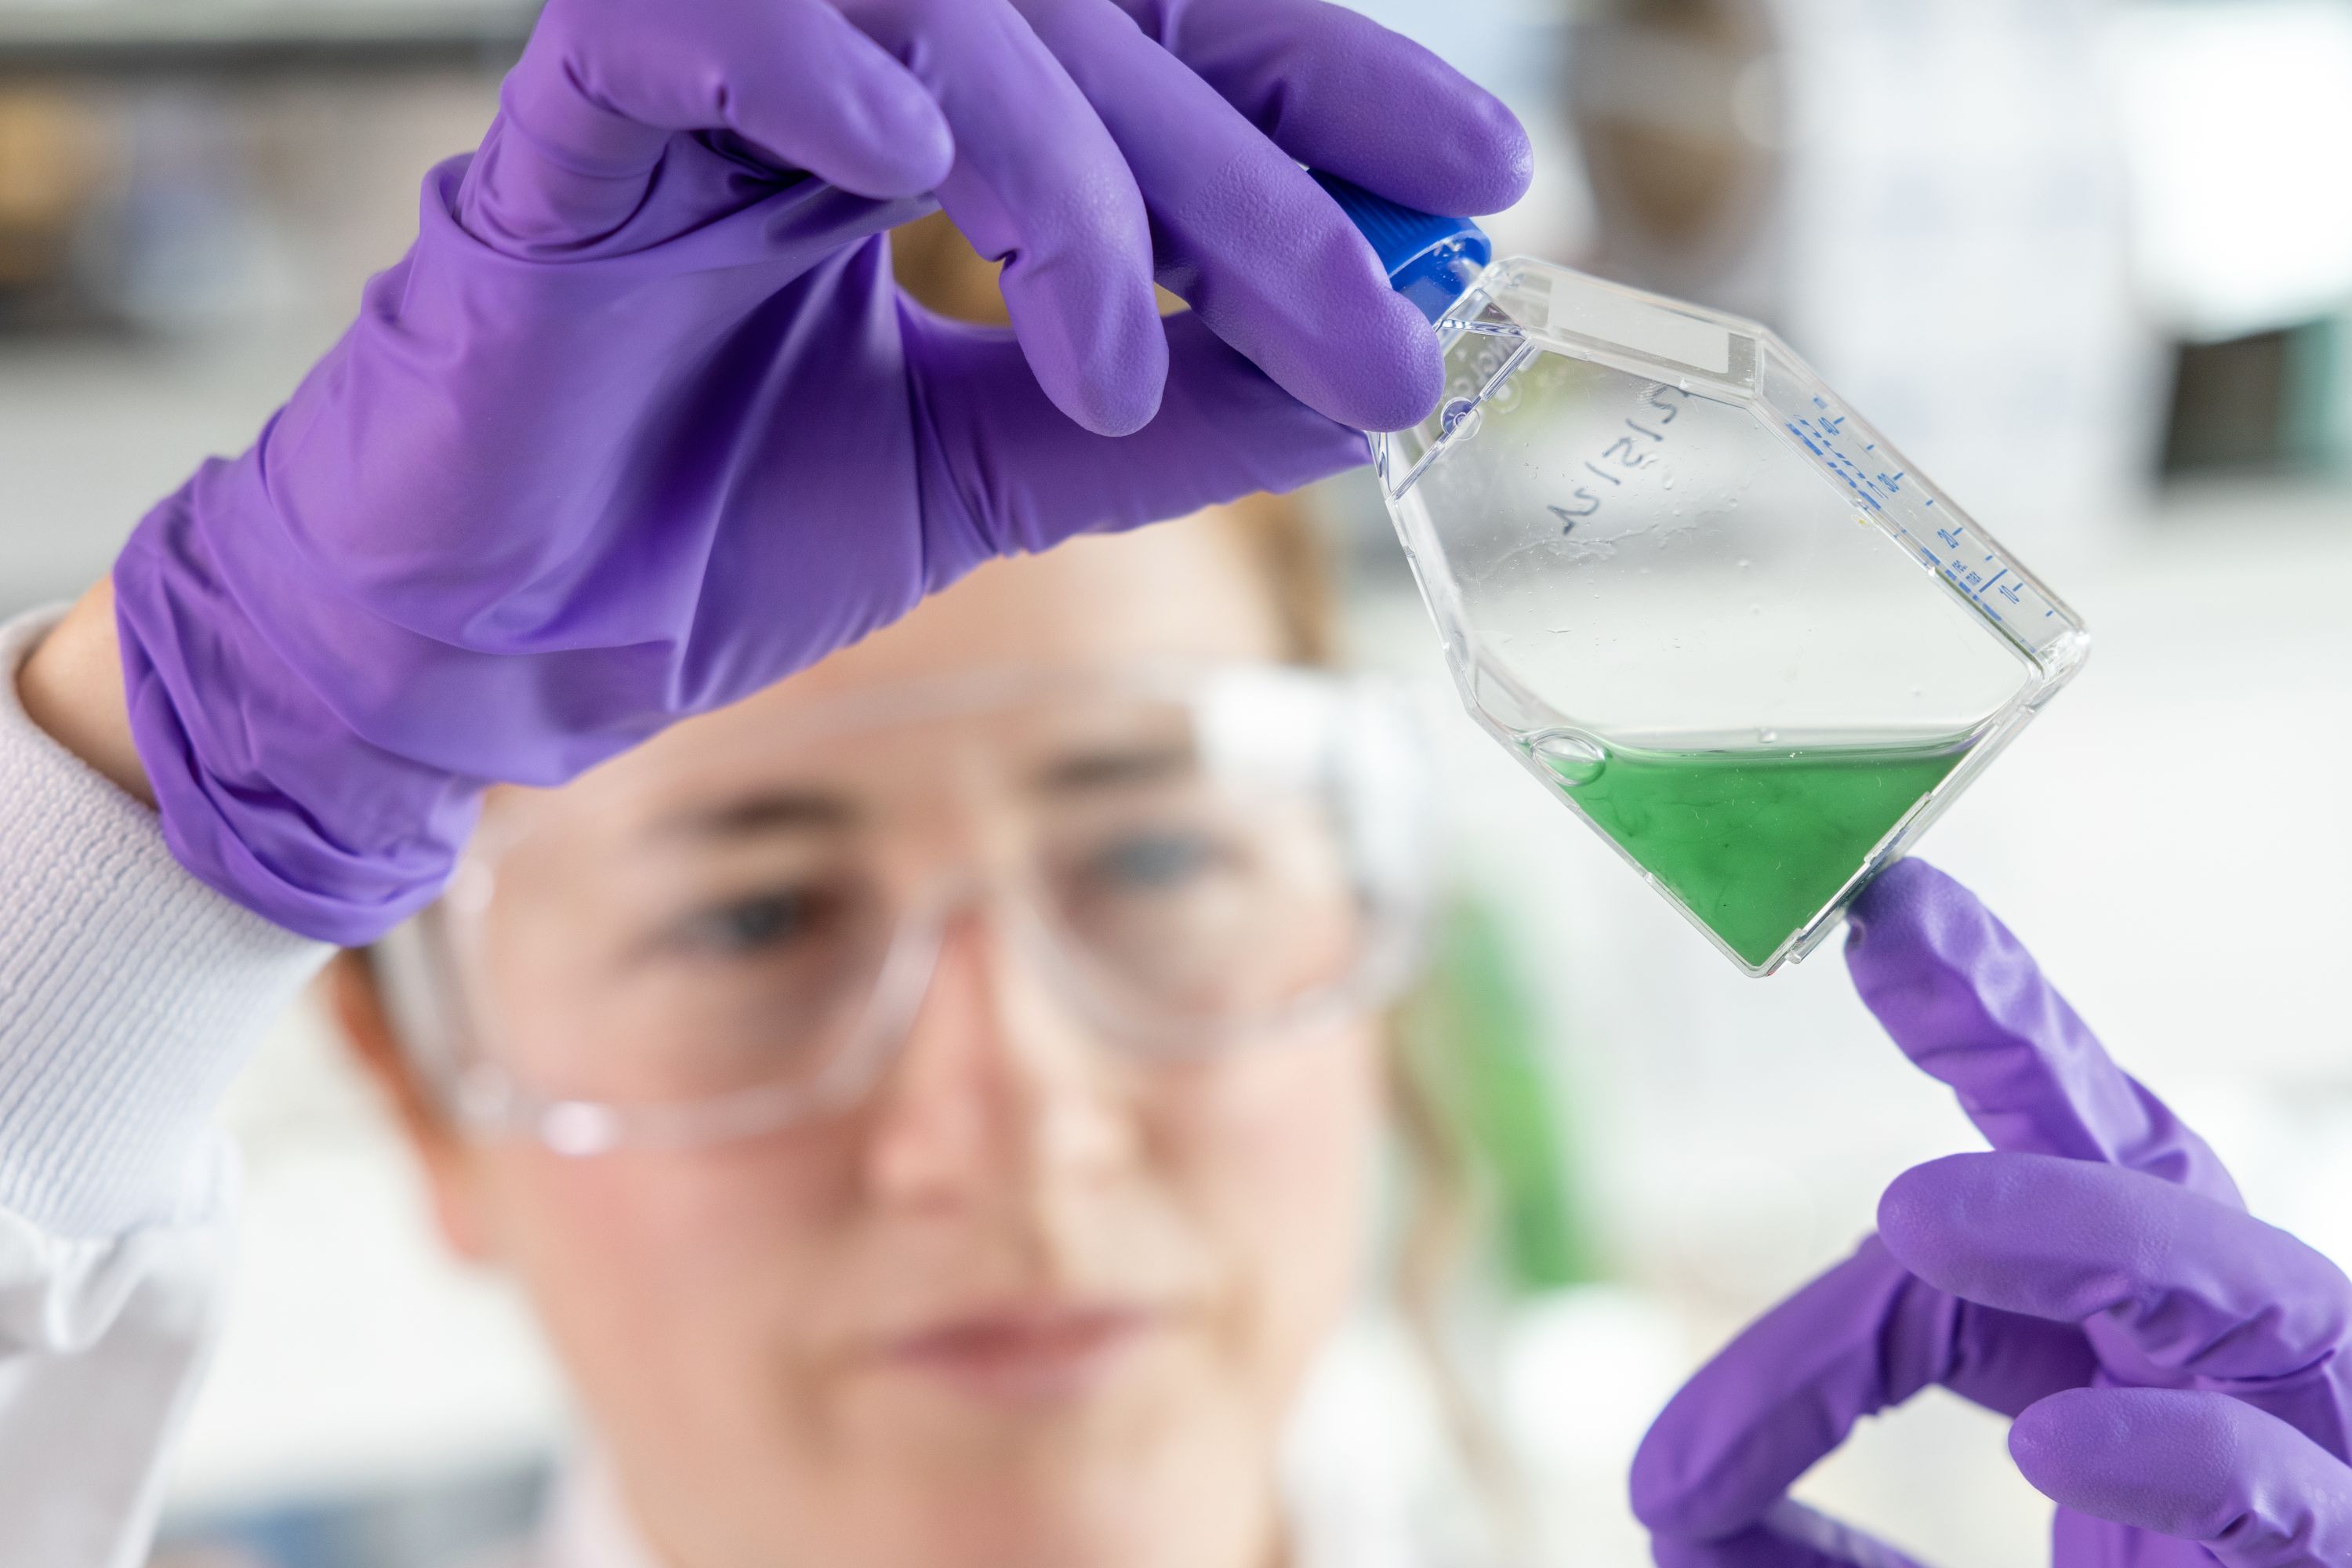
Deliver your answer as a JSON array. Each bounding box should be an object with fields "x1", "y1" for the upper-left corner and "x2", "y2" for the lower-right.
[
  {"x1": 0, "y1": 0, "x2": 531, "y2": 339},
  {"x1": 2112, "y1": 0, "x2": 2352, "y2": 485},
  {"x1": 2163, "y1": 320, "x2": 2352, "y2": 480},
  {"x1": 1566, "y1": 0, "x2": 1780, "y2": 319},
  {"x1": 0, "y1": 88, "x2": 118, "y2": 328}
]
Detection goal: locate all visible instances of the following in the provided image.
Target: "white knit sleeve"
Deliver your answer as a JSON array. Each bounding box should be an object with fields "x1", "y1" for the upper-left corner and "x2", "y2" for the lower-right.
[
  {"x1": 0, "y1": 606, "x2": 328, "y2": 1236},
  {"x1": 0, "y1": 604, "x2": 330, "y2": 1566}
]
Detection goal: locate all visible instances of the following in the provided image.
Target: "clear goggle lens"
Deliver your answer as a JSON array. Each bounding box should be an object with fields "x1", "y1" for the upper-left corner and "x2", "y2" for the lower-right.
[{"x1": 385, "y1": 666, "x2": 1434, "y2": 1151}]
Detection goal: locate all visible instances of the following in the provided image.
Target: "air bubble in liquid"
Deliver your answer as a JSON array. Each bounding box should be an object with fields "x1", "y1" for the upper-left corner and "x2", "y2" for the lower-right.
[{"x1": 1526, "y1": 729, "x2": 1608, "y2": 788}]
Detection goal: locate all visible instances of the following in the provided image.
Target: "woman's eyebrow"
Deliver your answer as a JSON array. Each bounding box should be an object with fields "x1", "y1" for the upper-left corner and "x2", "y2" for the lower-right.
[
  {"x1": 652, "y1": 788, "x2": 860, "y2": 837},
  {"x1": 1031, "y1": 740, "x2": 1197, "y2": 796}
]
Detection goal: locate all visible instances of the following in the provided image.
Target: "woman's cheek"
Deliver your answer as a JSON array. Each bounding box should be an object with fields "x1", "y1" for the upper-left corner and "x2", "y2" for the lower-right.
[
  {"x1": 480, "y1": 1141, "x2": 840, "y2": 1339},
  {"x1": 1178, "y1": 1025, "x2": 1385, "y2": 1371},
  {"x1": 1210, "y1": 1022, "x2": 1383, "y2": 1196}
]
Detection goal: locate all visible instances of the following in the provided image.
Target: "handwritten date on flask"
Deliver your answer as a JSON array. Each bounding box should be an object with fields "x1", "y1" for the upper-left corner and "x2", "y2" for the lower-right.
[{"x1": 1547, "y1": 383, "x2": 1689, "y2": 533}]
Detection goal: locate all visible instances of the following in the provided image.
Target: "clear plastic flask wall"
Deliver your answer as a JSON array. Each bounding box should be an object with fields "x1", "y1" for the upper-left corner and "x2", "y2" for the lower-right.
[{"x1": 1326, "y1": 179, "x2": 2089, "y2": 975}]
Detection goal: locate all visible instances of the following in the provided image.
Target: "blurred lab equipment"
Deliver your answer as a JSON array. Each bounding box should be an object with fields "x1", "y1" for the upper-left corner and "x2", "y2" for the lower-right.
[
  {"x1": 2113, "y1": 0, "x2": 2352, "y2": 480},
  {"x1": 0, "y1": 89, "x2": 114, "y2": 323},
  {"x1": 1563, "y1": 0, "x2": 1780, "y2": 321},
  {"x1": 1566, "y1": 0, "x2": 2162, "y2": 572},
  {"x1": 1326, "y1": 178, "x2": 2085, "y2": 974}
]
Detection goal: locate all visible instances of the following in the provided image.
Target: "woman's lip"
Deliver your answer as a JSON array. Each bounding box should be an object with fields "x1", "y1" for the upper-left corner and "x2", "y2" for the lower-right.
[{"x1": 881, "y1": 1304, "x2": 1161, "y2": 1405}]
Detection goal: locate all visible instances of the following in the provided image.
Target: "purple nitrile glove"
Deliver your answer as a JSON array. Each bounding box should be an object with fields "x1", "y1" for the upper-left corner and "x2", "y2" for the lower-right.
[
  {"x1": 1632, "y1": 860, "x2": 2352, "y2": 1568},
  {"x1": 111, "y1": 0, "x2": 1530, "y2": 944}
]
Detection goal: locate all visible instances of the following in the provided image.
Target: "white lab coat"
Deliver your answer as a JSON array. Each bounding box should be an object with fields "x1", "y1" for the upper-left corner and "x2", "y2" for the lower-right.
[{"x1": 0, "y1": 610, "x2": 327, "y2": 1566}]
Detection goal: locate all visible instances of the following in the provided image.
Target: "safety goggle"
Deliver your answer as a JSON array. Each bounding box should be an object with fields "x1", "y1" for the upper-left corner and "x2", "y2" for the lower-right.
[{"x1": 377, "y1": 664, "x2": 1438, "y2": 1155}]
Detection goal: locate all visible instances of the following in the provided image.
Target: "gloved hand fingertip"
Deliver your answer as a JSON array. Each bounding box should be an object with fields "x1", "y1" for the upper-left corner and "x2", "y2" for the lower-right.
[
  {"x1": 1842, "y1": 858, "x2": 1992, "y2": 993},
  {"x1": 1626, "y1": 1443, "x2": 1690, "y2": 1532},
  {"x1": 1325, "y1": 388, "x2": 1436, "y2": 434},
  {"x1": 1468, "y1": 103, "x2": 1537, "y2": 212},
  {"x1": 1358, "y1": 399, "x2": 1438, "y2": 434},
  {"x1": 1871, "y1": 1155, "x2": 1978, "y2": 1263},
  {"x1": 830, "y1": 81, "x2": 953, "y2": 198},
  {"x1": 1073, "y1": 393, "x2": 1163, "y2": 438},
  {"x1": 1070, "y1": 368, "x2": 1167, "y2": 437},
  {"x1": 2005, "y1": 1399, "x2": 2058, "y2": 1469},
  {"x1": 1871, "y1": 1164, "x2": 1927, "y2": 1240},
  {"x1": 1410, "y1": 60, "x2": 1533, "y2": 212},
  {"x1": 1341, "y1": 310, "x2": 1446, "y2": 433},
  {"x1": 1628, "y1": 1425, "x2": 1775, "y2": 1543},
  {"x1": 1038, "y1": 328, "x2": 1168, "y2": 437},
  {"x1": 1848, "y1": 856, "x2": 1944, "y2": 920},
  {"x1": 2005, "y1": 1388, "x2": 2107, "y2": 1498},
  {"x1": 842, "y1": 125, "x2": 953, "y2": 201}
]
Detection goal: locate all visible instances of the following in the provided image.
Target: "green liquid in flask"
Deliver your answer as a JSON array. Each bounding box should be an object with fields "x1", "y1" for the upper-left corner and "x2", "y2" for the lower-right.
[{"x1": 1543, "y1": 739, "x2": 1973, "y2": 967}]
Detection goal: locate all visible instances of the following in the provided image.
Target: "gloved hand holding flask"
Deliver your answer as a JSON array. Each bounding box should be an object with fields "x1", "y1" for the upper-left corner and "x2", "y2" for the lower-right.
[
  {"x1": 109, "y1": 0, "x2": 1532, "y2": 942},
  {"x1": 1634, "y1": 861, "x2": 2352, "y2": 1568}
]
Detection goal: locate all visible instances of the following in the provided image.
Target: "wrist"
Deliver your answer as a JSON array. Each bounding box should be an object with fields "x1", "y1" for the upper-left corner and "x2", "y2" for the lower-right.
[
  {"x1": 15, "y1": 580, "x2": 154, "y2": 806},
  {"x1": 113, "y1": 475, "x2": 487, "y2": 944}
]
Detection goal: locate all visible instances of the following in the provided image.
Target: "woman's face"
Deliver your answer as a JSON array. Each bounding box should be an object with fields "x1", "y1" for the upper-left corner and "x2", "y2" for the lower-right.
[{"x1": 386, "y1": 520, "x2": 1387, "y2": 1568}]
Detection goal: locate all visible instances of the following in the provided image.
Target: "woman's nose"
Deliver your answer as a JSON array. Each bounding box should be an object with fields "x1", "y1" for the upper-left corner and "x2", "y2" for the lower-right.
[{"x1": 860, "y1": 906, "x2": 1140, "y2": 1207}]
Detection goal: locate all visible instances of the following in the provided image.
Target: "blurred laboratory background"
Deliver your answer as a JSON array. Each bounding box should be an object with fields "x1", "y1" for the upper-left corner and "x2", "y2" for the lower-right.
[{"x1": 2, "y1": 1, "x2": 2348, "y2": 1565}]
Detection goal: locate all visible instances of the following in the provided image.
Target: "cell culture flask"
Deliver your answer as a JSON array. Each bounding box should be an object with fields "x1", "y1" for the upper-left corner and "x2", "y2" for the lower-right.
[{"x1": 1323, "y1": 176, "x2": 2089, "y2": 975}]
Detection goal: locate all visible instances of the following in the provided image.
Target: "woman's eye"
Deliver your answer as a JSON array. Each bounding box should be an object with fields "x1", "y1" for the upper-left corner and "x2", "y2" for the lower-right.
[
  {"x1": 1089, "y1": 829, "x2": 1226, "y2": 891},
  {"x1": 673, "y1": 888, "x2": 833, "y2": 956}
]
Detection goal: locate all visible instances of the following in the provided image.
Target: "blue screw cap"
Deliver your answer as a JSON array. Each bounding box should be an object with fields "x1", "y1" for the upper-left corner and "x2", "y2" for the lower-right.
[{"x1": 1312, "y1": 171, "x2": 1491, "y2": 324}]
